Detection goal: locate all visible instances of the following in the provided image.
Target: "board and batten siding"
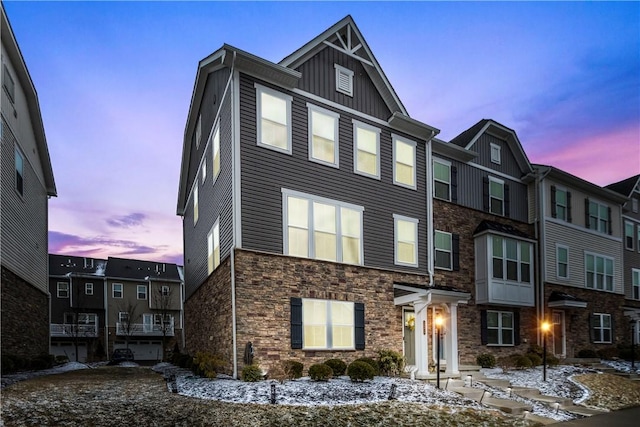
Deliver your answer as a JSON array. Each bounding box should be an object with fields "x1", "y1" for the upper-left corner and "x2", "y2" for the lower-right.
[
  {"x1": 1, "y1": 116, "x2": 49, "y2": 294},
  {"x1": 183, "y1": 79, "x2": 234, "y2": 300},
  {"x1": 469, "y1": 133, "x2": 525, "y2": 179},
  {"x1": 544, "y1": 220, "x2": 624, "y2": 295},
  {"x1": 239, "y1": 73, "x2": 428, "y2": 274}
]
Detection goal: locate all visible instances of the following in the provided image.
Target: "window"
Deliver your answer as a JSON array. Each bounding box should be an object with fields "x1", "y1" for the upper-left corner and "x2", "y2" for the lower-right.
[
  {"x1": 113, "y1": 283, "x2": 123, "y2": 299},
  {"x1": 212, "y1": 123, "x2": 220, "y2": 181},
  {"x1": 283, "y1": 190, "x2": 363, "y2": 264},
  {"x1": 308, "y1": 104, "x2": 339, "y2": 167},
  {"x1": 154, "y1": 314, "x2": 173, "y2": 326},
  {"x1": 207, "y1": 219, "x2": 220, "y2": 274},
  {"x1": 15, "y1": 147, "x2": 24, "y2": 196},
  {"x1": 587, "y1": 199, "x2": 610, "y2": 234},
  {"x1": 434, "y1": 231, "x2": 452, "y2": 270},
  {"x1": 393, "y1": 135, "x2": 416, "y2": 189},
  {"x1": 591, "y1": 313, "x2": 612, "y2": 343},
  {"x1": 625, "y1": 221, "x2": 634, "y2": 250},
  {"x1": 3, "y1": 64, "x2": 15, "y2": 103},
  {"x1": 556, "y1": 245, "x2": 569, "y2": 280},
  {"x1": 201, "y1": 158, "x2": 207, "y2": 184},
  {"x1": 632, "y1": 269, "x2": 640, "y2": 300},
  {"x1": 552, "y1": 186, "x2": 570, "y2": 221},
  {"x1": 137, "y1": 285, "x2": 147, "y2": 300},
  {"x1": 489, "y1": 177, "x2": 505, "y2": 216},
  {"x1": 302, "y1": 299, "x2": 354, "y2": 350},
  {"x1": 85, "y1": 283, "x2": 94, "y2": 295},
  {"x1": 195, "y1": 115, "x2": 202, "y2": 149},
  {"x1": 490, "y1": 143, "x2": 501, "y2": 165},
  {"x1": 487, "y1": 311, "x2": 514, "y2": 346},
  {"x1": 78, "y1": 313, "x2": 97, "y2": 325},
  {"x1": 193, "y1": 185, "x2": 198, "y2": 225},
  {"x1": 585, "y1": 253, "x2": 614, "y2": 291},
  {"x1": 353, "y1": 121, "x2": 380, "y2": 179},
  {"x1": 57, "y1": 282, "x2": 69, "y2": 298},
  {"x1": 84, "y1": 258, "x2": 94, "y2": 268},
  {"x1": 118, "y1": 312, "x2": 129, "y2": 323},
  {"x1": 633, "y1": 198, "x2": 639, "y2": 213},
  {"x1": 394, "y1": 215, "x2": 418, "y2": 267},
  {"x1": 433, "y1": 159, "x2": 451, "y2": 201},
  {"x1": 638, "y1": 228, "x2": 640, "y2": 254},
  {"x1": 162, "y1": 285, "x2": 170, "y2": 297},
  {"x1": 256, "y1": 84, "x2": 292, "y2": 154},
  {"x1": 334, "y1": 64, "x2": 354, "y2": 97},
  {"x1": 491, "y1": 236, "x2": 532, "y2": 283}
]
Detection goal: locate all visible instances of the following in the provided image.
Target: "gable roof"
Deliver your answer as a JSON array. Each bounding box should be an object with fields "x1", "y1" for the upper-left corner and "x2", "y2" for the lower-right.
[
  {"x1": 279, "y1": 15, "x2": 408, "y2": 117},
  {"x1": 49, "y1": 254, "x2": 107, "y2": 277},
  {"x1": 449, "y1": 119, "x2": 533, "y2": 175},
  {"x1": 605, "y1": 174, "x2": 640, "y2": 197},
  {"x1": 105, "y1": 257, "x2": 181, "y2": 282},
  {"x1": 473, "y1": 220, "x2": 534, "y2": 240}
]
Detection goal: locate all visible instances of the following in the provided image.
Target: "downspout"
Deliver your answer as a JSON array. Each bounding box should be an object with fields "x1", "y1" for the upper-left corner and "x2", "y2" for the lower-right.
[
  {"x1": 425, "y1": 130, "x2": 437, "y2": 287},
  {"x1": 104, "y1": 277, "x2": 109, "y2": 357},
  {"x1": 229, "y1": 49, "x2": 239, "y2": 379},
  {"x1": 535, "y1": 167, "x2": 550, "y2": 345}
]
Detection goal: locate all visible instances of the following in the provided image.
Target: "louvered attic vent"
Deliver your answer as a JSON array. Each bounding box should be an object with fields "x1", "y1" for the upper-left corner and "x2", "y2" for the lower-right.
[{"x1": 335, "y1": 64, "x2": 354, "y2": 97}]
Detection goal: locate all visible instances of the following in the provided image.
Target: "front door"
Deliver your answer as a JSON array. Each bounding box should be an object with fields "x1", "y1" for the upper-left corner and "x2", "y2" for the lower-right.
[
  {"x1": 552, "y1": 310, "x2": 565, "y2": 357},
  {"x1": 403, "y1": 310, "x2": 416, "y2": 365}
]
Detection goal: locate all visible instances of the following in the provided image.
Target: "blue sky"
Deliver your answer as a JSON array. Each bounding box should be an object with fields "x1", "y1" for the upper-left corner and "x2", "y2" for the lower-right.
[{"x1": 4, "y1": 1, "x2": 639, "y2": 264}]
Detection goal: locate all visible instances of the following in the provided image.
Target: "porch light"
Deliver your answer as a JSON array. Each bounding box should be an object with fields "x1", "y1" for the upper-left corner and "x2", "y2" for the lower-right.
[
  {"x1": 541, "y1": 321, "x2": 551, "y2": 382},
  {"x1": 435, "y1": 315, "x2": 443, "y2": 389}
]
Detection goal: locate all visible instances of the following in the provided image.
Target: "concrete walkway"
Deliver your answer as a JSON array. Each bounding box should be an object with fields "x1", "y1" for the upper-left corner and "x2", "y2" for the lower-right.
[{"x1": 553, "y1": 405, "x2": 640, "y2": 426}]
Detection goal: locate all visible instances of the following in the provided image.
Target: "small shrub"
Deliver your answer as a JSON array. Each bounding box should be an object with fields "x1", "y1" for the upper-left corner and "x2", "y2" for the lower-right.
[
  {"x1": 377, "y1": 349, "x2": 404, "y2": 376},
  {"x1": 179, "y1": 354, "x2": 193, "y2": 370},
  {"x1": 525, "y1": 352, "x2": 542, "y2": 367},
  {"x1": 241, "y1": 364, "x2": 264, "y2": 382},
  {"x1": 30, "y1": 353, "x2": 54, "y2": 370},
  {"x1": 497, "y1": 354, "x2": 518, "y2": 372},
  {"x1": 282, "y1": 360, "x2": 303, "y2": 380},
  {"x1": 55, "y1": 355, "x2": 69, "y2": 365},
  {"x1": 546, "y1": 354, "x2": 560, "y2": 366},
  {"x1": 597, "y1": 347, "x2": 619, "y2": 360},
  {"x1": 347, "y1": 360, "x2": 376, "y2": 382},
  {"x1": 267, "y1": 363, "x2": 287, "y2": 383},
  {"x1": 193, "y1": 352, "x2": 226, "y2": 378},
  {"x1": 324, "y1": 359, "x2": 347, "y2": 376},
  {"x1": 476, "y1": 353, "x2": 496, "y2": 368},
  {"x1": 354, "y1": 357, "x2": 380, "y2": 376},
  {"x1": 577, "y1": 349, "x2": 598, "y2": 358},
  {"x1": 618, "y1": 345, "x2": 640, "y2": 361},
  {"x1": 515, "y1": 355, "x2": 533, "y2": 369},
  {"x1": 528, "y1": 344, "x2": 544, "y2": 358},
  {"x1": 308, "y1": 363, "x2": 333, "y2": 381}
]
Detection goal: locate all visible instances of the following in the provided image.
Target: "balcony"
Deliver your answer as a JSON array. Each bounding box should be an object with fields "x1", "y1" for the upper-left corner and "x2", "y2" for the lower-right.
[
  {"x1": 50, "y1": 324, "x2": 99, "y2": 338},
  {"x1": 115, "y1": 322, "x2": 174, "y2": 337}
]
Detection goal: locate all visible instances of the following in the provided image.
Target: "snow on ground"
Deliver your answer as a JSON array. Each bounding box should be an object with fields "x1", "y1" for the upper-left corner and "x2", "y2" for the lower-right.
[
  {"x1": 601, "y1": 359, "x2": 640, "y2": 374},
  {"x1": 1, "y1": 361, "x2": 92, "y2": 389}
]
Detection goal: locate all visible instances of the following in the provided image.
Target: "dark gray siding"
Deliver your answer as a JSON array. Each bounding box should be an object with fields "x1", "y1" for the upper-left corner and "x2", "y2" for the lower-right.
[
  {"x1": 295, "y1": 47, "x2": 392, "y2": 120},
  {"x1": 184, "y1": 72, "x2": 234, "y2": 299},
  {"x1": 471, "y1": 133, "x2": 524, "y2": 178},
  {"x1": 240, "y1": 73, "x2": 428, "y2": 274},
  {"x1": 49, "y1": 278, "x2": 106, "y2": 328}
]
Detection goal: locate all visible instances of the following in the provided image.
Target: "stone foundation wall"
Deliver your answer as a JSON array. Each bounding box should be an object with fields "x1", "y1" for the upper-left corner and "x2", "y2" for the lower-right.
[{"x1": 1, "y1": 266, "x2": 49, "y2": 359}]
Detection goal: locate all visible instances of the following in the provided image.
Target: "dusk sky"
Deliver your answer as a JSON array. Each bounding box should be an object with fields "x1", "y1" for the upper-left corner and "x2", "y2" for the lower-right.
[{"x1": 4, "y1": 1, "x2": 639, "y2": 265}]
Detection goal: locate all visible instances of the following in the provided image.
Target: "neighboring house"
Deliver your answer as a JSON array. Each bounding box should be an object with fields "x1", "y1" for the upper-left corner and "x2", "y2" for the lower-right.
[
  {"x1": 1, "y1": 4, "x2": 57, "y2": 360},
  {"x1": 430, "y1": 119, "x2": 537, "y2": 366},
  {"x1": 606, "y1": 175, "x2": 640, "y2": 348},
  {"x1": 48, "y1": 255, "x2": 107, "y2": 362},
  {"x1": 104, "y1": 257, "x2": 184, "y2": 361},
  {"x1": 533, "y1": 165, "x2": 628, "y2": 358}
]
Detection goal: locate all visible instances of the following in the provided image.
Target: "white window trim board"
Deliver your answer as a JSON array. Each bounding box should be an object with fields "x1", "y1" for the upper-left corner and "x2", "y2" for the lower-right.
[
  {"x1": 434, "y1": 230, "x2": 453, "y2": 271},
  {"x1": 352, "y1": 119, "x2": 381, "y2": 180},
  {"x1": 307, "y1": 103, "x2": 340, "y2": 169},
  {"x1": 392, "y1": 134, "x2": 417, "y2": 190},
  {"x1": 555, "y1": 244, "x2": 570, "y2": 280},
  {"x1": 393, "y1": 214, "x2": 419, "y2": 267},
  {"x1": 490, "y1": 143, "x2": 501, "y2": 165},
  {"x1": 432, "y1": 157, "x2": 452, "y2": 201},
  {"x1": 255, "y1": 83, "x2": 293, "y2": 155}
]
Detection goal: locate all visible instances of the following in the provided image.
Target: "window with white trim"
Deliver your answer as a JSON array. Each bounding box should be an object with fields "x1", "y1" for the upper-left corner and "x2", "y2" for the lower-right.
[
  {"x1": 632, "y1": 269, "x2": 640, "y2": 300},
  {"x1": 255, "y1": 84, "x2": 292, "y2": 154},
  {"x1": 162, "y1": 285, "x2": 170, "y2": 297},
  {"x1": 193, "y1": 185, "x2": 198, "y2": 225},
  {"x1": 434, "y1": 231, "x2": 452, "y2": 270},
  {"x1": 625, "y1": 221, "x2": 634, "y2": 250},
  {"x1": 85, "y1": 283, "x2": 94, "y2": 295},
  {"x1": 15, "y1": 147, "x2": 24, "y2": 196},
  {"x1": 57, "y1": 282, "x2": 69, "y2": 298},
  {"x1": 393, "y1": 135, "x2": 416, "y2": 189},
  {"x1": 353, "y1": 120, "x2": 380, "y2": 179},
  {"x1": 394, "y1": 215, "x2": 418, "y2": 267},
  {"x1": 118, "y1": 312, "x2": 129, "y2": 323},
  {"x1": 633, "y1": 198, "x2": 639, "y2": 213},
  {"x1": 212, "y1": 123, "x2": 220, "y2": 181},
  {"x1": 201, "y1": 158, "x2": 207, "y2": 184},
  {"x1": 334, "y1": 64, "x2": 354, "y2": 97},
  {"x1": 113, "y1": 283, "x2": 123, "y2": 299},
  {"x1": 556, "y1": 245, "x2": 569, "y2": 279},
  {"x1": 433, "y1": 158, "x2": 451, "y2": 201},
  {"x1": 137, "y1": 285, "x2": 147, "y2": 300},
  {"x1": 207, "y1": 219, "x2": 220, "y2": 274},
  {"x1": 303, "y1": 299, "x2": 354, "y2": 350},
  {"x1": 587, "y1": 200, "x2": 609, "y2": 233},
  {"x1": 489, "y1": 177, "x2": 505, "y2": 215},
  {"x1": 308, "y1": 104, "x2": 339, "y2": 167},
  {"x1": 554, "y1": 187, "x2": 569, "y2": 221},
  {"x1": 283, "y1": 190, "x2": 363, "y2": 265},
  {"x1": 638, "y1": 227, "x2": 640, "y2": 253},
  {"x1": 3, "y1": 64, "x2": 15, "y2": 103},
  {"x1": 585, "y1": 253, "x2": 613, "y2": 291},
  {"x1": 592, "y1": 313, "x2": 612, "y2": 343},
  {"x1": 195, "y1": 115, "x2": 202, "y2": 149},
  {"x1": 487, "y1": 310, "x2": 513, "y2": 345},
  {"x1": 491, "y1": 236, "x2": 532, "y2": 283},
  {"x1": 490, "y1": 143, "x2": 501, "y2": 164}
]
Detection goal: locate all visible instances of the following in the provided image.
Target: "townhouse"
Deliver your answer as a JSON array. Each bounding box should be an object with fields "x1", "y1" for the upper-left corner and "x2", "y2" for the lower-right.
[{"x1": 1, "y1": 3, "x2": 57, "y2": 360}]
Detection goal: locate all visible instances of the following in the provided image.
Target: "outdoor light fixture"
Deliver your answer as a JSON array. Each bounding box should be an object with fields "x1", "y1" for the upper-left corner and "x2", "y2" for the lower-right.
[
  {"x1": 435, "y1": 315, "x2": 444, "y2": 389},
  {"x1": 541, "y1": 321, "x2": 551, "y2": 382},
  {"x1": 466, "y1": 374, "x2": 472, "y2": 387},
  {"x1": 630, "y1": 320, "x2": 636, "y2": 370},
  {"x1": 506, "y1": 387, "x2": 512, "y2": 397}
]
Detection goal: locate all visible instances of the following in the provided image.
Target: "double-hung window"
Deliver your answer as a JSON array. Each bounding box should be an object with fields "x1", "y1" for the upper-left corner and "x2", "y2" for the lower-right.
[
  {"x1": 118, "y1": 312, "x2": 129, "y2": 323},
  {"x1": 633, "y1": 198, "x2": 639, "y2": 214},
  {"x1": 585, "y1": 253, "x2": 613, "y2": 291},
  {"x1": 137, "y1": 285, "x2": 147, "y2": 300},
  {"x1": 308, "y1": 104, "x2": 339, "y2": 167},
  {"x1": 113, "y1": 283, "x2": 123, "y2": 298},
  {"x1": 393, "y1": 135, "x2": 416, "y2": 189},
  {"x1": 256, "y1": 84, "x2": 292, "y2": 154},
  {"x1": 353, "y1": 120, "x2": 380, "y2": 179},
  {"x1": 15, "y1": 147, "x2": 24, "y2": 196},
  {"x1": 553, "y1": 186, "x2": 569, "y2": 221},
  {"x1": 491, "y1": 236, "x2": 532, "y2": 283},
  {"x1": 162, "y1": 285, "x2": 170, "y2": 297},
  {"x1": 207, "y1": 219, "x2": 220, "y2": 274},
  {"x1": 488, "y1": 177, "x2": 505, "y2": 216},
  {"x1": 394, "y1": 215, "x2": 418, "y2": 267},
  {"x1": 85, "y1": 283, "x2": 94, "y2": 295},
  {"x1": 302, "y1": 299, "x2": 354, "y2": 350},
  {"x1": 57, "y1": 282, "x2": 69, "y2": 298},
  {"x1": 633, "y1": 269, "x2": 640, "y2": 300},
  {"x1": 434, "y1": 231, "x2": 452, "y2": 270},
  {"x1": 490, "y1": 143, "x2": 501, "y2": 164},
  {"x1": 195, "y1": 115, "x2": 202, "y2": 149},
  {"x1": 591, "y1": 313, "x2": 612, "y2": 343},
  {"x1": 283, "y1": 190, "x2": 363, "y2": 265},
  {"x1": 487, "y1": 310, "x2": 513, "y2": 346},
  {"x1": 587, "y1": 200, "x2": 610, "y2": 234},
  {"x1": 212, "y1": 123, "x2": 220, "y2": 181},
  {"x1": 625, "y1": 221, "x2": 634, "y2": 250},
  {"x1": 201, "y1": 158, "x2": 207, "y2": 184},
  {"x1": 433, "y1": 158, "x2": 451, "y2": 201},
  {"x1": 193, "y1": 185, "x2": 199, "y2": 225},
  {"x1": 556, "y1": 245, "x2": 569, "y2": 279},
  {"x1": 3, "y1": 64, "x2": 15, "y2": 103}
]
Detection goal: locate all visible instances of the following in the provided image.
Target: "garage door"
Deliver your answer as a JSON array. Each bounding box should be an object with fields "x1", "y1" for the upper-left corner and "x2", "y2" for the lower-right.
[
  {"x1": 51, "y1": 342, "x2": 88, "y2": 362},
  {"x1": 114, "y1": 341, "x2": 163, "y2": 361}
]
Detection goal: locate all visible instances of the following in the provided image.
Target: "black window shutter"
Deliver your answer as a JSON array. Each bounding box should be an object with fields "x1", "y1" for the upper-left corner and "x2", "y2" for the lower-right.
[
  {"x1": 451, "y1": 166, "x2": 458, "y2": 203},
  {"x1": 609, "y1": 314, "x2": 614, "y2": 342},
  {"x1": 608, "y1": 207, "x2": 612, "y2": 235},
  {"x1": 550, "y1": 185, "x2": 557, "y2": 218},
  {"x1": 452, "y1": 234, "x2": 460, "y2": 271},
  {"x1": 567, "y1": 191, "x2": 572, "y2": 223},
  {"x1": 483, "y1": 177, "x2": 489, "y2": 212},
  {"x1": 589, "y1": 314, "x2": 596, "y2": 343},
  {"x1": 504, "y1": 184, "x2": 511, "y2": 217},
  {"x1": 355, "y1": 302, "x2": 365, "y2": 350},
  {"x1": 290, "y1": 297, "x2": 303, "y2": 349},
  {"x1": 480, "y1": 310, "x2": 488, "y2": 345},
  {"x1": 584, "y1": 198, "x2": 590, "y2": 227},
  {"x1": 514, "y1": 311, "x2": 521, "y2": 346}
]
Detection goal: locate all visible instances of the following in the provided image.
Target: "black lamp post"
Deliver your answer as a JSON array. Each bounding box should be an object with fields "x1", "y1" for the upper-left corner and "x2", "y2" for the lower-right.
[
  {"x1": 435, "y1": 315, "x2": 443, "y2": 389},
  {"x1": 541, "y1": 320, "x2": 550, "y2": 382},
  {"x1": 631, "y1": 320, "x2": 636, "y2": 370}
]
